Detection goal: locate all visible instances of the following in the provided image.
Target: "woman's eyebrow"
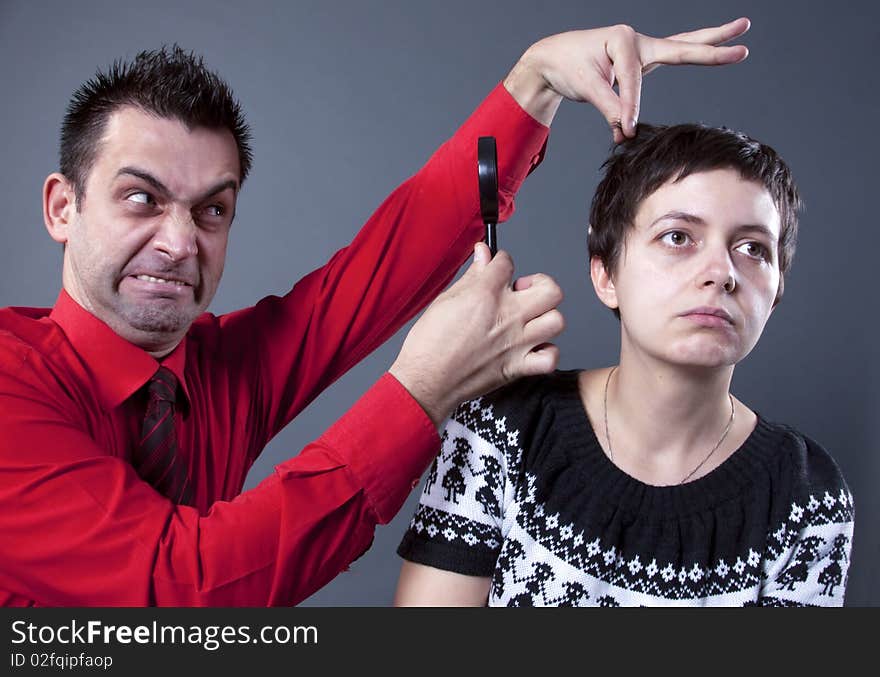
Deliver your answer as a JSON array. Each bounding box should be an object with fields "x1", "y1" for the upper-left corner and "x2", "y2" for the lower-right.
[
  {"x1": 734, "y1": 223, "x2": 777, "y2": 241},
  {"x1": 648, "y1": 211, "x2": 776, "y2": 240},
  {"x1": 647, "y1": 211, "x2": 705, "y2": 229}
]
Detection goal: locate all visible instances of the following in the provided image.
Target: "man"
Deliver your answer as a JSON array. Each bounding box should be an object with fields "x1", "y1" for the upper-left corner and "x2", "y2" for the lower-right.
[{"x1": 0, "y1": 19, "x2": 750, "y2": 606}]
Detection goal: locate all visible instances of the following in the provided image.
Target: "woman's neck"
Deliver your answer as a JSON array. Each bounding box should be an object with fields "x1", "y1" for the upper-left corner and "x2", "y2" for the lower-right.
[{"x1": 584, "y1": 346, "x2": 754, "y2": 485}]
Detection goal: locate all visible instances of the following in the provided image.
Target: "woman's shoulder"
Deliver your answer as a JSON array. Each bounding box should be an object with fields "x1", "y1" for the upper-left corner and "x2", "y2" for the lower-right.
[
  {"x1": 444, "y1": 370, "x2": 586, "y2": 469},
  {"x1": 752, "y1": 417, "x2": 853, "y2": 526},
  {"x1": 757, "y1": 419, "x2": 848, "y2": 488},
  {"x1": 451, "y1": 370, "x2": 581, "y2": 426}
]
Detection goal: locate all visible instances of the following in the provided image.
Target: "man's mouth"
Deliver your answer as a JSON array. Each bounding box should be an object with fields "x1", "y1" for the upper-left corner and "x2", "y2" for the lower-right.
[{"x1": 132, "y1": 274, "x2": 192, "y2": 288}]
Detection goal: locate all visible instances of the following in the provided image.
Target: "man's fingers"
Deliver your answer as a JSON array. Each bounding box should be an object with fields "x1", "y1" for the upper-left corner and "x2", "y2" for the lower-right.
[
  {"x1": 583, "y1": 79, "x2": 627, "y2": 143},
  {"x1": 610, "y1": 38, "x2": 643, "y2": 137},
  {"x1": 513, "y1": 273, "x2": 544, "y2": 291},
  {"x1": 463, "y1": 244, "x2": 514, "y2": 288},
  {"x1": 603, "y1": 27, "x2": 643, "y2": 137},
  {"x1": 472, "y1": 241, "x2": 491, "y2": 266},
  {"x1": 646, "y1": 38, "x2": 748, "y2": 67},
  {"x1": 516, "y1": 343, "x2": 560, "y2": 378},
  {"x1": 522, "y1": 309, "x2": 566, "y2": 346},
  {"x1": 665, "y1": 17, "x2": 750, "y2": 46},
  {"x1": 512, "y1": 273, "x2": 563, "y2": 321},
  {"x1": 641, "y1": 18, "x2": 749, "y2": 76}
]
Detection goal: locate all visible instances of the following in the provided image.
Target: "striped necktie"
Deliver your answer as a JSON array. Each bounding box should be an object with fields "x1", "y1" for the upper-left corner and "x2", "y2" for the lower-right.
[{"x1": 133, "y1": 366, "x2": 193, "y2": 505}]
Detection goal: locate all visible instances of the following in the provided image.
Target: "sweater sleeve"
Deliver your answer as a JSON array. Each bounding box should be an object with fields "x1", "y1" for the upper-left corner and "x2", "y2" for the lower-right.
[
  {"x1": 397, "y1": 397, "x2": 511, "y2": 578},
  {"x1": 758, "y1": 436, "x2": 855, "y2": 607}
]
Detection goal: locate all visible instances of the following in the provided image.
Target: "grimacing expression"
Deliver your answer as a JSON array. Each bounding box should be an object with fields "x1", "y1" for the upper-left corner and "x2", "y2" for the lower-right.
[
  {"x1": 594, "y1": 168, "x2": 782, "y2": 369},
  {"x1": 54, "y1": 106, "x2": 240, "y2": 352}
]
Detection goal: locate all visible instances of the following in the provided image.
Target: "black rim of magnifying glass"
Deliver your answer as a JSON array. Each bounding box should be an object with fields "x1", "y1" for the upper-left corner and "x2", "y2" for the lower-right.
[{"x1": 478, "y1": 136, "x2": 499, "y2": 257}]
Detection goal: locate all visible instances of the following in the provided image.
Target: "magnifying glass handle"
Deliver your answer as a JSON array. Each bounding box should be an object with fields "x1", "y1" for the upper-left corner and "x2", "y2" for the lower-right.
[{"x1": 485, "y1": 222, "x2": 497, "y2": 257}]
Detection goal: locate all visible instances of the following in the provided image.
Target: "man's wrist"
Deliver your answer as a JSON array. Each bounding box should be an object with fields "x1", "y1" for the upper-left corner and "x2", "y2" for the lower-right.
[
  {"x1": 503, "y1": 46, "x2": 563, "y2": 126},
  {"x1": 387, "y1": 363, "x2": 454, "y2": 431}
]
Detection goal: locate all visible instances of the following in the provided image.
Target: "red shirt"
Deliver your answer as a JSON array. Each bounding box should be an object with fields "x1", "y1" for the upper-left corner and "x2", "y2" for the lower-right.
[{"x1": 0, "y1": 83, "x2": 547, "y2": 606}]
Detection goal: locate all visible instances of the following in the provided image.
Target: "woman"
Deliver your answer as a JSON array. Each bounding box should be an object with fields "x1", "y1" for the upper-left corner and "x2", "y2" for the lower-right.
[{"x1": 394, "y1": 122, "x2": 853, "y2": 606}]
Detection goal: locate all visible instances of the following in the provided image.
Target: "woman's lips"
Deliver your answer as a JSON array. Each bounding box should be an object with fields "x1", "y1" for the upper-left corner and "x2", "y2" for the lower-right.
[{"x1": 680, "y1": 306, "x2": 735, "y2": 327}]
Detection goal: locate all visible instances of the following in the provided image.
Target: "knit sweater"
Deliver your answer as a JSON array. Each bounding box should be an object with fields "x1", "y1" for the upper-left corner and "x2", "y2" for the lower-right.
[{"x1": 398, "y1": 370, "x2": 854, "y2": 606}]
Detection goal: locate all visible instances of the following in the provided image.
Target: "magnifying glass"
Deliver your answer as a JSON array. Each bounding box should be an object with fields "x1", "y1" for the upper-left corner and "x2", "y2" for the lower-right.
[{"x1": 478, "y1": 136, "x2": 499, "y2": 257}]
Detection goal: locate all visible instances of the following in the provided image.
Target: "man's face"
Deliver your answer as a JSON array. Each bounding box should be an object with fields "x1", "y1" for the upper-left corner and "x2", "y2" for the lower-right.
[
  {"x1": 596, "y1": 168, "x2": 781, "y2": 368},
  {"x1": 58, "y1": 106, "x2": 240, "y2": 354}
]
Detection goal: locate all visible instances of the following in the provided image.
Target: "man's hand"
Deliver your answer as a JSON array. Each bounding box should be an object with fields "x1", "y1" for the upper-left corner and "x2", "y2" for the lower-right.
[
  {"x1": 389, "y1": 243, "x2": 564, "y2": 428},
  {"x1": 504, "y1": 18, "x2": 751, "y2": 141}
]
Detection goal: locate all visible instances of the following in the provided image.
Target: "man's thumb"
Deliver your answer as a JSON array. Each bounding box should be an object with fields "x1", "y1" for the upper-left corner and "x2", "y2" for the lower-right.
[{"x1": 472, "y1": 241, "x2": 491, "y2": 266}]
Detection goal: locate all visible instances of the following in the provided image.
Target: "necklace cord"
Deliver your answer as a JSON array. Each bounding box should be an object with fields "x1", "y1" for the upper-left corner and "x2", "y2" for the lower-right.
[{"x1": 602, "y1": 366, "x2": 736, "y2": 485}]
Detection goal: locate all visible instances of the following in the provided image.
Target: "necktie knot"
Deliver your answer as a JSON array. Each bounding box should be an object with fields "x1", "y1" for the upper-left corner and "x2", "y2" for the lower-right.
[{"x1": 148, "y1": 366, "x2": 178, "y2": 404}]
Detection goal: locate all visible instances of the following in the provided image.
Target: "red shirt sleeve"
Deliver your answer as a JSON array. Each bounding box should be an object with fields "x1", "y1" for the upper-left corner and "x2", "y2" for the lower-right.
[
  {"x1": 0, "y1": 83, "x2": 548, "y2": 607},
  {"x1": 0, "y1": 361, "x2": 434, "y2": 605},
  {"x1": 212, "y1": 82, "x2": 548, "y2": 443}
]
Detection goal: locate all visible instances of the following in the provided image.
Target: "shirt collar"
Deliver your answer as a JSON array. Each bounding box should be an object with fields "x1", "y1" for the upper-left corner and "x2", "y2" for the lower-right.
[{"x1": 49, "y1": 289, "x2": 190, "y2": 410}]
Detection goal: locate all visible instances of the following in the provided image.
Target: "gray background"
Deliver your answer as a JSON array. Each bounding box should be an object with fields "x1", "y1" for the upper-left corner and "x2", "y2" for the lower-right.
[{"x1": 1, "y1": 0, "x2": 876, "y2": 606}]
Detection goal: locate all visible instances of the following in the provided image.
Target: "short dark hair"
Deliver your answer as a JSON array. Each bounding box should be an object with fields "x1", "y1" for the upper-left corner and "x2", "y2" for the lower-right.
[
  {"x1": 60, "y1": 45, "x2": 252, "y2": 204},
  {"x1": 588, "y1": 123, "x2": 801, "y2": 306}
]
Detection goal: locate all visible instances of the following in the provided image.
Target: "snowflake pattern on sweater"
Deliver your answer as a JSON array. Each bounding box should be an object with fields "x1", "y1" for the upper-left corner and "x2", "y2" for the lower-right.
[{"x1": 398, "y1": 372, "x2": 854, "y2": 606}]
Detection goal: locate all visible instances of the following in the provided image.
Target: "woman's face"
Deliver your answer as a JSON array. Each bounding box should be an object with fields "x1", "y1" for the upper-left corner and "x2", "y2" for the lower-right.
[{"x1": 593, "y1": 168, "x2": 781, "y2": 368}]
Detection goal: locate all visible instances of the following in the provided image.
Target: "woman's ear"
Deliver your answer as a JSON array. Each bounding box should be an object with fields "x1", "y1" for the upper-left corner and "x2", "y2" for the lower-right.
[{"x1": 590, "y1": 255, "x2": 618, "y2": 310}]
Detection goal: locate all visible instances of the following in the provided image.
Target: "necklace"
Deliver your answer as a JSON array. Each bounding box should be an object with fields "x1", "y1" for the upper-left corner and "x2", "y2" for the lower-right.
[{"x1": 602, "y1": 366, "x2": 736, "y2": 485}]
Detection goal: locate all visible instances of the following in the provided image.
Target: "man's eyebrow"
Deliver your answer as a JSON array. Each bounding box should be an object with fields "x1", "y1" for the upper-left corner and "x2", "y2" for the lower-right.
[
  {"x1": 116, "y1": 167, "x2": 170, "y2": 197},
  {"x1": 115, "y1": 167, "x2": 238, "y2": 203},
  {"x1": 648, "y1": 211, "x2": 776, "y2": 241},
  {"x1": 195, "y1": 179, "x2": 238, "y2": 204}
]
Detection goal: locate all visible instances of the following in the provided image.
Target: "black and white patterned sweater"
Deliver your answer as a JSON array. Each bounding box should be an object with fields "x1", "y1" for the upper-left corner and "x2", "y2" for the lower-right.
[{"x1": 398, "y1": 371, "x2": 854, "y2": 606}]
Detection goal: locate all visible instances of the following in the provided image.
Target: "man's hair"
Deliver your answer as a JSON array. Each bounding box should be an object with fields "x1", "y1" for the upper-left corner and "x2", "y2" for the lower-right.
[
  {"x1": 588, "y1": 123, "x2": 801, "y2": 306},
  {"x1": 60, "y1": 45, "x2": 253, "y2": 205}
]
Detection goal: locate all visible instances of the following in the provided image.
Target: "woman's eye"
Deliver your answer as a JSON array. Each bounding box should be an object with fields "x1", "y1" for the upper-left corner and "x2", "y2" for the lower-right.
[
  {"x1": 660, "y1": 231, "x2": 691, "y2": 247},
  {"x1": 735, "y1": 241, "x2": 769, "y2": 260}
]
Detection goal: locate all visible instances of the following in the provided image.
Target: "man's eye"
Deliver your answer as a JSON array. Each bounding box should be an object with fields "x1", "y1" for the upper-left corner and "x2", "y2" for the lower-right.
[
  {"x1": 660, "y1": 231, "x2": 691, "y2": 247},
  {"x1": 735, "y1": 241, "x2": 769, "y2": 260},
  {"x1": 126, "y1": 192, "x2": 153, "y2": 205},
  {"x1": 203, "y1": 205, "x2": 224, "y2": 218}
]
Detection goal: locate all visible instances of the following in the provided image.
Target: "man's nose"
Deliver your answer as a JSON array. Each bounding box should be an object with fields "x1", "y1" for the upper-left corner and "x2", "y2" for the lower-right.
[{"x1": 153, "y1": 208, "x2": 198, "y2": 262}]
